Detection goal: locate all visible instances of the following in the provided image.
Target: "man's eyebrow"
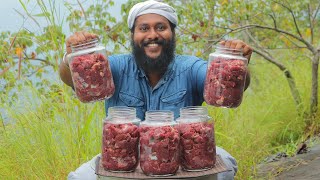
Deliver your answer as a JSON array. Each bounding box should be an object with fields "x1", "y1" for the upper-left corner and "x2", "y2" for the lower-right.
[{"x1": 136, "y1": 23, "x2": 148, "y2": 27}]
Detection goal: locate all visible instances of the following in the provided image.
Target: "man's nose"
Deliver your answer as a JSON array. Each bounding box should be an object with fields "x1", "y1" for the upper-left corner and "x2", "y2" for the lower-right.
[{"x1": 147, "y1": 28, "x2": 159, "y2": 40}]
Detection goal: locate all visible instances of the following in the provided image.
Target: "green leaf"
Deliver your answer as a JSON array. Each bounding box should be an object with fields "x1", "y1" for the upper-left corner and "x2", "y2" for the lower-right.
[
  {"x1": 33, "y1": 12, "x2": 51, "y2": 17},
  {"x1": 18, "y1": 0, "x2": 28, "y2": 14}
]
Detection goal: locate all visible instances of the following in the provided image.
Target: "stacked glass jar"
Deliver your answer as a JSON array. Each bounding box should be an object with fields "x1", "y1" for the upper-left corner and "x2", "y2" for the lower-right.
[
  {"x1": 176, "y1": 106, "x2": 216, "y2": 171},
  {"x1": 101, "y1": 106, "x2": 141, "y2": 172},
  {"x1": 139, "y1": 110, "x2": 180, "y2": 176},
  {"x1": 67, "y1": 38, "x2": 115, "y2": 103},
  {"x1": 203, "y1": 45, "x2": 248, "y2": 108}
]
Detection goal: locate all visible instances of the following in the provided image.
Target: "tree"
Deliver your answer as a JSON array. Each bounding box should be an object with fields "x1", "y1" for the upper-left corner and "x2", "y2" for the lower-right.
[
  {"x1": 222, "y1": 0, "x2": 320, "y2": 124},
  {"x1": 162, "y1": 0, "x2": 320, "y2": 126}
]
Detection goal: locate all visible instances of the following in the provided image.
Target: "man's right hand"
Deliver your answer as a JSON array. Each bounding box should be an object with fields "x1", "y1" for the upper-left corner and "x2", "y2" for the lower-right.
[
  {"x1": 59, "y1": 31, "x2": 98, "y2": 88},
  {"x1": 66, "y1": 31, "x2": 98, "y2": 54}
]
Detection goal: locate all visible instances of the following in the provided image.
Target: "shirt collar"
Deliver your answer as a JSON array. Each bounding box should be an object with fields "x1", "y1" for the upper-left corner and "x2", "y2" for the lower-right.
[{"x1": 136, "y1": 56, "x2": 176, "y2": 80}]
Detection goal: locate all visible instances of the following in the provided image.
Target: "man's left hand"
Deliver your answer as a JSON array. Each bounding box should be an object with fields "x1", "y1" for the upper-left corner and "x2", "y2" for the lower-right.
[{"x1": 220, "y1": 40, "x2": 253, "y2": 62}]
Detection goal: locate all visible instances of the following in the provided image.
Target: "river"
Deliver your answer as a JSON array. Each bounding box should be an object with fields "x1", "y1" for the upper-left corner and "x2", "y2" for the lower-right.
[
  {"x1": 0, "y1": 0, "x2": 127, "y2": 33},
  {"x1": 0, "y1": 0, "x2": 127, "y2": 124}
]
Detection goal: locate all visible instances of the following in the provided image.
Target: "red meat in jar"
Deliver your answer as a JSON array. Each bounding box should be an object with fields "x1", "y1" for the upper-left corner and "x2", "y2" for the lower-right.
[
  {"x1": 102, "y1": 122, "x2": 139, "y2": 172},
  {"x1": 70, "y1": 53, "x2": 115, "y2": 103},
  {"x1": 139, "y1": 125, "x2": 180, "y2": 176},
  {"x1": 179, "y1": 122, "x2": 216, "y2": 171},
  {"x1": 204, "y1": 58, "x2": 247, "y2": 107}
]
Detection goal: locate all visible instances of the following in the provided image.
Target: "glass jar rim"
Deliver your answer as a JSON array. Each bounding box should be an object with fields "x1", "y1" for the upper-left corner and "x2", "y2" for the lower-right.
[
  {"x1": 178, "y1": 106, "x2": 210, "y2": 122},
  {"x1": 210, "y1": 44, "x2": 247, "y2": 60},
  {"x1": 106, "y1": 106, "x2": 139, "y2": 122},
  {"x1": 145, "y1": 110, "x2": 174, "y2": 120},
  {"x1": 214, "y1": 44, "x2": 243, "y2": 52},
  {"x1": 71, "y1": 38, "x2": 99, "y2": 49},
  {"x1": 108, "y1": 106, "x2": 136, "y2": 113},
  {"x1": 143, "y1": 110, "x2": 176, "y2": 126},
  {"x1": 180, "y1": 106, "x2": 208, "y2": 114}
]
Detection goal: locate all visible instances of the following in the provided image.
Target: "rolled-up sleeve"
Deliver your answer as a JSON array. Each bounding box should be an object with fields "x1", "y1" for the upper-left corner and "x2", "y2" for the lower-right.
[{"x1": 191, "y1": 58, "x2": 207, "y2": 103}]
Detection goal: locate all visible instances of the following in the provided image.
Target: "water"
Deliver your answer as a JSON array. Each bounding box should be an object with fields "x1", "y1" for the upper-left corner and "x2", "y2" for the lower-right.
[
  {"x1": 0, "y1": 0, "x2": 127, "y2": 124},
  {"x1": 0, "y1": 0, "x2": 127, "y2": 33}
]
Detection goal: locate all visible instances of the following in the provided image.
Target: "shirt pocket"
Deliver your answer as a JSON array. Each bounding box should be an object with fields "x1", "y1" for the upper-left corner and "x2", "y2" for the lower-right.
[
  {"x1": 161, "y1": 89, "x2": 187, "y2": 105},
  {"x1": 119, "y1": 91, "x2": 144, "y2": 106},
  {"x1": 119, "y1": 91, "x2": 145, "y2": 119}
]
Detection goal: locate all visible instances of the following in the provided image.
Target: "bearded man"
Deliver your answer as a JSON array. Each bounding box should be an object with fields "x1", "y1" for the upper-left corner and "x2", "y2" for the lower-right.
[{"x1": 59, "y1": 0, "x2": 253, "y2": 179}]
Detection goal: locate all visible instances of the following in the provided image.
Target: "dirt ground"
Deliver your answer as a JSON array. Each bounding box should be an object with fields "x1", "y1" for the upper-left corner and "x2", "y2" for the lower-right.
[{"x1": 256, "y1": 137, "x2": 320, "y2": 180}]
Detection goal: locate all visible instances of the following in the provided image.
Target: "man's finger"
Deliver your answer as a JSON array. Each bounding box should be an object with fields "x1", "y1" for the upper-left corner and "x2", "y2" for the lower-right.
[
  {"x1": 243, "y1": 45, "x2": 253, "y2": 61},
  {"x1": 75, "y1": 32, "x2": 86, "y2": 44},
  {"x1": 235, "y1": 42, "x2": 245, "y2": 50},
  {"x1": 224, "y1": 40, "x2": 232, "y2": 48}
]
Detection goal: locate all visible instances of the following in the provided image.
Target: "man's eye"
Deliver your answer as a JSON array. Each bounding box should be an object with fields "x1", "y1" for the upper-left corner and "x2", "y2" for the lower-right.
[
  {"x1": 140, "y1": 27, "x2": 148, "y2": 31},
  {"x1": 157, "y1": 25, "x2": 164, "y2": 30}
]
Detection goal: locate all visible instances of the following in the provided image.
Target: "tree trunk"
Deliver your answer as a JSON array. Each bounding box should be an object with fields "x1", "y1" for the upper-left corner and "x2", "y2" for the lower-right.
[
  {"x1": 253, "y1": 49, "x2": 304, "y2": 115},
  {"x1": 310, "y1": 51, "x2": 320, "y2": 117},
  {"x1": 284, "y1": 69, "x2": 303, "y2": 114}
]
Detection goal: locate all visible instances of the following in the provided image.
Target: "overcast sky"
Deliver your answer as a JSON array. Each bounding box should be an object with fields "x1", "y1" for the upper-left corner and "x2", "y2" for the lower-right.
[{"x1": 0, "y1": 0, "x2": 127, "y2": 33}]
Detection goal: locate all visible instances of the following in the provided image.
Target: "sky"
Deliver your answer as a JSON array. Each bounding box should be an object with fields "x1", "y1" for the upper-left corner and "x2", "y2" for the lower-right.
[
  {"x1": 0, "y1": 0, "x2": 26, "y2": 32},
  {"x1": 0, "y1": 0, "x2": 127, "y2": 33},
  {"x1": 0, "y1": 0, "x2": 128, "y2": 123}
]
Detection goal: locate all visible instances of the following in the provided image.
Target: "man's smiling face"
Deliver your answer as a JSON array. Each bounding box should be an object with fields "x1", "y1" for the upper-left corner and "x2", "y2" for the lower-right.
[{"x1": 131, "y1": 13, "x2": 175, "y2": 74}]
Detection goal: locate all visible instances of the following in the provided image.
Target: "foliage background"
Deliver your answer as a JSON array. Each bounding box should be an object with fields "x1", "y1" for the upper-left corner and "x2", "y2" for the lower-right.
[{"x1": 0, "y1": 0, "x2": 319, "y2": 179}]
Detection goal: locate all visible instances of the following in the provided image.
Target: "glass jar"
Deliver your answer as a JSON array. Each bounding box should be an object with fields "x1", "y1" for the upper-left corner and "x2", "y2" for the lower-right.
[
  {"x1": 67, "y1": 38, "x2": 115, "y2": 103},
  {"x1": 139, "y1": 110, "x2": 180, "y2": 176},
  {"x1": 203, "y1": 45, "x2": 248, "y2": 108},
  {"x1": 176, "y1": 106, "x2": 216, "y2": 171},
  {"x1": 101, "y1": 106, "x2": 141, "y2": 172}
]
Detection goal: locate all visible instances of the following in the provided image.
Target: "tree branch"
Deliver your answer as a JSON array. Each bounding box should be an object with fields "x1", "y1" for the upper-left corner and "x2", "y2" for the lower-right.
[
  {"x1": 274, "y1": 1, "x2": 303, "y2": 38},
  {"x1": 177, "y1": 26, "x2": 209, "y2": 40},
  {"x1": 28, "y1": 58, "x2": 54, "y2": 66},
  {"x1": 26, "y1": 64, "x2": 47, "y2": 77},
  {"x1": 312, "y1": 3, "x2": 320, "y2": 23},
  {"x1": 254, "y1": 48, "x2": 286, "y2": 70},
  {"x1": 308, "y1": 4, "x2": 314, "y2": 44},
  {"x1": 264, "y1": 47, "x2": 308, "y2": 50},
  {"x1": 244, "y1": 28, "x2": 271, "y2": 56},
  {"x1": 14, "y1": 6, "x2": 40, "y2": 28},
  {"x1": 0, "y1": 66, "x2": 12, "y2": 76},
  {"x1": 212, "y1": 24, "x2": 316, "y2": 53},
  {"x1": 0, "y1": 54, "x2": 53, "y2": 77},
  {"x1": 282, "y1": 34, "x2": 305, "y2": 48},
  {"x1": 201, "y1": 43, "x2": 215, "y2": 55},
  {"x1": 76, "y1": 0, "x2": 87, "y2": 20},
  {"x1": 268, "y1": 13, "x2": 277, "y2": 29},
  {"x1": 22, "y1": 51, "x2": 54, "y2": 66},
  {"x1": 17, "y1": 55, "x2": 22, "y2": 80}
]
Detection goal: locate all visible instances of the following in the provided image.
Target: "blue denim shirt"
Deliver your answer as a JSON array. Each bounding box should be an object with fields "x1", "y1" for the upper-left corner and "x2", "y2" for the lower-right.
[{"x1": 105, "y1": 54, "x2": 207, "y2": 120}]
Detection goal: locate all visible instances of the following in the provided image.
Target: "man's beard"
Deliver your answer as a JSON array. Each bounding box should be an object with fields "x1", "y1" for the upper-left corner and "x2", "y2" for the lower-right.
[{"x1": 132, "y1": 36, "x2": 175, "y2": 75}]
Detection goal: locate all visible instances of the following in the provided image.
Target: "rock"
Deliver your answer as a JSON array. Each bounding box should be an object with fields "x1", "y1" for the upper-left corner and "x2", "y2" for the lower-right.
[{"x1": 256, "y1": 137, "x2": 320, "y2": 179}]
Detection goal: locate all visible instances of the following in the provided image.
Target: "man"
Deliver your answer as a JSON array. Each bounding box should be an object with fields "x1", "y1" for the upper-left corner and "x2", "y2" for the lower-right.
[{"x1": 59, "y1": 0, "x2": 253, "y2": 179}]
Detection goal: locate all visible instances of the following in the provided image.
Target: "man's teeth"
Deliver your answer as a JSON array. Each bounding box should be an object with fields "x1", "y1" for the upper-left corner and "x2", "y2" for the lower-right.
[{"x1": 147, "y1": 43, "x2": 158, "y2": 47}]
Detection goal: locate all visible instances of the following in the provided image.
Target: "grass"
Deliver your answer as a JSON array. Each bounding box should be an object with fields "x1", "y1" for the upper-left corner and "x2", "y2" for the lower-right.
[
  {"x1": 1, "y1": 54, "x2": 319, "y2": 179},
  {"x1": 0, "y1": 83, "x2": 105, "y2": 179}
]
